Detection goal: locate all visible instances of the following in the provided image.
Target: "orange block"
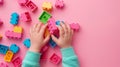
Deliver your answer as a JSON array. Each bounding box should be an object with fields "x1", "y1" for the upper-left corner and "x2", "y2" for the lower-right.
[
  {"x1": 0, "y1": 34, "x2": 2, "y2": 40},
  {"x1": 44, "y1": 28, "x2": 50, "y2": 37},
  {"x1": 4, "y1": 51, "x2": 14, "y2": 62},
  {"x1": 42, "y1": 2, "x2": 52, "y2": 11}
]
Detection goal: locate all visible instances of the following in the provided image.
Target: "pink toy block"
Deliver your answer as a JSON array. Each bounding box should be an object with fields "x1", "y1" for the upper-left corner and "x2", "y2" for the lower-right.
[
  {"x1": 48, "y1": 17, "x2": 59, "y2": 35},
  {"x1": 12, "y1": 57, "x2": 22, "y2": 67},
  {"x1": 70, "y1": 23, "x2": 80, "y2": 31},
  {"x1": 20, "y1": 12, "x2": 32, "y2": 22},
  {"x1": 0, "y1": 62, "x2": 8, "y2": 67},
  {"x1": 0, "y1": 19, "x2": 3, "y2": 25},
  {"x1": 5, "y1": 30, "x2": 22, "y2": 39},
  {"x1": 40, "y1": 45, "x2": 49, "y2": 53},
  {"x1": 50, "y1": 53, "x2": 61, "y2": 64},
  {"x1": 0, "y1": 0, "x2": 3, "y2": 4},
  {"x1": 25, "y1": 0, "x2": 38, "y2": 12},
  {"x1": 18, "y1": 0, "x2": 28, "y2": 6},
  {"x1": 55, "y1": 0, "x2": 64, "y2": 8}
]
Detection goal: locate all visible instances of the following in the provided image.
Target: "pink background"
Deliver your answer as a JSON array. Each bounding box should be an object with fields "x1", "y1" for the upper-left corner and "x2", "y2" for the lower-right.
[{"x1": 0, "y1": 0, "x2": 120, "y2": 67}]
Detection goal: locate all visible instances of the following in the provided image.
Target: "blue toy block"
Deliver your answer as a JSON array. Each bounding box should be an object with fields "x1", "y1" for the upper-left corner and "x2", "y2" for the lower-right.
[
  {"x1": 23, "y1": 38, "x2": 31, "y2": 48},
  {"x1": 0, "y1": 44, "x2": 9, "y2": 54},
  {"x1": 49, "y1": 38, "x2": 57, "y2": 48},
  {"x1": 56, "y1": 20, "x2": 60, "y2": 25},
  {"x1": 10, "y1": 44, "x2": 19, "y2": 53},
  {"x1": 10, "y1": 12, "x2": 19, "y2": 25}
]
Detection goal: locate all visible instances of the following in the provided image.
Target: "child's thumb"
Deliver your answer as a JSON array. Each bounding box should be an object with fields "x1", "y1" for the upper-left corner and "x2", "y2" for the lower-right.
[
  {"x1": 51, "y1": 35, "x2": 58, "y2": 43},
  {"x1": 44, "y1": 35, "x2": 50, "y2": 44}
]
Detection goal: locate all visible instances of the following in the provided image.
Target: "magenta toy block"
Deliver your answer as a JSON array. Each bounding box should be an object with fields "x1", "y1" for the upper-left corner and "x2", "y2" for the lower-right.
[
  {"x1": 50, "y1": 53, "x2": 61, "y2": 64},
  {"x1": 12, "y1": 57, "x2": 22, "y2": 67},
  {"x1": 0, "y1": 19, "x2": 3, "y2": 25},
  {"x1": 0, "y1": 62, "x2": 8, "y2": 67},
  {"x1": 48, "y1": 17, "x2": 58, "y2": 35},
  {"x1": 5, "y1": 30, "x2": 22, "y2": 39},
  {"x1": 20, "y1": 12, "x2": 32, "y2": 22},
  {"x1": 0, "y1": 0, "x2": 3, "y2": 4},
  {"x1": 55, "y1": 0, "x2": 64, "y2": 8},
  {"x1": 18, "y1": 0, "x2": 28, "y2": 6},
  {"x1": 70, "y1": 23, "x2": 80, "y2": 31},
  {"x1": 25, "y1": 0, "x2": 38, "y2": 12},
  {"x1": 40, "y1": 45, "x2": 49, "y2": 53}
]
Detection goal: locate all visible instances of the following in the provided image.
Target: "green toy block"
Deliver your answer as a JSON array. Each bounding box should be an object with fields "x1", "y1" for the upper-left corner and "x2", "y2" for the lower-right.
[{"x1": 39, "y1": 11, "x2": 51, "y2": 24}]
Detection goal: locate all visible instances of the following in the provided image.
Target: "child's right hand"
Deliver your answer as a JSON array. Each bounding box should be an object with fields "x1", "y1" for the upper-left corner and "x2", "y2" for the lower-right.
[{"x1": 51, "y1": 22, "x2": 74, "y2": 48}]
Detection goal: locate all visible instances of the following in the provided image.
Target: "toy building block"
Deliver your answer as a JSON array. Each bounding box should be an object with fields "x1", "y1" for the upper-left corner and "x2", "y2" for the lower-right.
[
  {"x1": 0, "y1": 0, "x2": 3, "y2": 4},
  {"x1": 55, "y1": 20, "x2": 60, "y2": 25},
  {"x1": 25, "y1": 0, "x2": 38, "y2": 12},
  {"x1": 23, "y1": 38, "x2": 31, "y2": 48},
  {"x1": 0, "y1": 62, "x2": 8, "y2": 67},
  {"x1": 49, "y1": 38, "x2": 57, "y2": 48},
  {"x1": 0, "y1": 34, "x2": 2, "y2": 40},
  {"x1": 39, "y1": 11, "x2": 51, "y2": 24},
  {"x1": 42, "y1": 2, "x2": 52, "y2": 11},
  {"x1": 10, "y1": 12, "x2": 19, "y2": 25},
  {"x1": 55, "y1": 0, "x2": 64, "y2": 8},
  {"x1": 70, "y1": 23, "x2": 80, "y2": 31},
  {"x1": 12, "y1": 56, "x2": 22, "y2": 67},
  {"x1": 50, "y1": 53, "x2": 61, "y2": 64},
  {"x1": 5, "y1": 30, "x2": 22, "y2": 39},
  {"x1": 4, "y1": 51, "x2": 14, "y2": 62},
  {"x1": 44, "y1": 28, "x2": 50, "y2": 38},
  {"x1": 0, "y1": 44, "x2": 9, "y2": 54},
  {"x1": 20, "y1": 12, "x2": 32, "y2": 22},
  {"x1": 13, "y1": 26, "x2": 23, "y2": 33},
  {"x1": 10, "y1": 44, "x2": 19, "y2": 53},
  {"x1": 18, "y1": 0, "x2": 28, "y2": 6},
  {"x1": 0, "y1": 19, "x2": 3, "y2": 25}
]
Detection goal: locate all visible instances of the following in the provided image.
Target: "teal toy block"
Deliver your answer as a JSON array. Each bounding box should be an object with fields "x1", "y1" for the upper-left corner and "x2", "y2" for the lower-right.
[
  {"x1": 0, "y1": 44, "x2": 9, "y2": 54},
  {"x1": 10, "y1": 12, "x2": 19, "y2": 25},
  {"x1": 39, "y1": 11, "x2": 51, "y2": 24},
  {"x1": 49, "y1": 38, "x2": 57, "y2": 48},
  {"x1": 23, "y1": 38, "x2": 31, "y2": 48},
  {"x1": 10, "y1": 44, "x2": 19, "y2": 53}
]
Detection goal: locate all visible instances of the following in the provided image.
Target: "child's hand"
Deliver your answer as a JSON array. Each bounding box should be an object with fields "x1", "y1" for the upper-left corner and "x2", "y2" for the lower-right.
[
  {"x1": 29, "y1": 23, "x2": 50, "y2": 52},
  {"x1": 51, "y1": 22, "x2": 74, "y2": 48}
]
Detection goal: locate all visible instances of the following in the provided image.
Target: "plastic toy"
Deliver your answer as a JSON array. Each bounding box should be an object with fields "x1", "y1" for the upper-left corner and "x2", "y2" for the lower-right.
[
  {"x1": 39, "y1": 11, "x2": 51, "y2": 24},
  {"x1": 25, "y1": 0, "x2": 38, "y2": 12},
  {"x1": 0, "y1": 34, "x2": 2, "y2": 40},
  {"x1": 55, "y1": 20, "x2": 60, "y2": 25},
  {"x1": 18, "y1": 0, "x2": 28, "y2": 6},
  {"x1": 23, "y1": 38, "x2": 31, "y2": 48},
  {"x1": 0, "y1": 44, "x2": 8, "y2": 54},
  {"x1": 12, "y1": 57, "x2": 22, "y2": 67},
  {"x1": 55, "y1": 0, "x2": 64, "y2": 8},
  {"x1": 44, "y1": 28, "x2": 50, "y2": 38},
  {"x1": 20, "y1": 12, "x2": 32, "y2": 22},
  {"x1": 0, "y1": 62, "x2": 8, "y2": 67},
  {"x1": 0, "y1": 0, "x2": 3, "y2": 4},
  {"x1": 0, "y1": 19, "x2": 3, "y2": 25},
  {"x1": 42, "y1": 2, "x2": 52, "y2": 11},
  {"x1": 49, "y1": 38, "x2": 57, "y2": 48},
  {"x1": 5, "y1": 30, "x2": 22, "y2": 39},
  {"x1": 4, "y1": 51, "x2": 14, "y2": 62},
  {"x1": 50, "y1": 53, "x2": 61, "y2": 64},
  {"x1": 10, "y1": 12, "x2": 19, "y2": 25},
  {"x1": 10, "y1": 44, "x2": 19, "y2": 53},
  {"x1": 13, "y1": 26, "x2": 23, "y2": 33},
  {"x1": 70, "y1": 23, "x2": 80, "y2": 31}
]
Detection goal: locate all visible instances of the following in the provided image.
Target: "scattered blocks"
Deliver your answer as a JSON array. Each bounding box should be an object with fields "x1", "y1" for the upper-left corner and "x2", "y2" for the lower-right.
[
  {"x1": 0, "y1": 44, "x2": 9, "y2": 54},
  {"x1": 39, "y1": 11, "x2": 51, "y2": 24},
  {"x1": 70, "y1": 23, "x2": 80, "y2": 31},
  {"x1": 23, "y1": 38, "x2": 31, "y2": 48},
  {"x1": 13, "y1": 26, "x2": 23, "y2": 33},
  {"x1": 5, "y1": 30, "x2": 22, "y2": 39},
  {"x1": 0, "y1": 19, "x2": 3, "y2": 25},
  {"x1": 10, "y1": 44, "x2": 19, "y2": 53},
  {"x1": 42, "y1": 2, "x2": 52, "y2": 11},
  {"x1": 0, "y1": 34, "x2": 2, "y2": 40},
  {"x1": 12, "y1": 57, "x2": 22, "y2": 67},
  {"x1": 10, "y1": 12, "x2": 19, "y2": 25},
  {"x1": 0, "y1": 62, "x2": 8, "y2": 67},
  {"x1": 25, "y1": 0, "x2": 38, "y2": 12},
  {"x1": 20, "y1": 12, "x2": 32, "y2": 22},
  {"x1": 18, "y1": 0, "x2": 28, "y2": 6},
  {"x1": 4, "y1": 51, "x2": 14, "y2": 62},
  {"x1": 55, "y1": 0, "x2": 64, "y2": 8},
  {"x1": 50, "y1": 53, "x2": 61, "y2": 64},
  {"x1": 0, "y1": 0, "x2": 3, "y2": 4},
  {"x1": 49, "y1": 38, "x2": 57, "y2": 48}
]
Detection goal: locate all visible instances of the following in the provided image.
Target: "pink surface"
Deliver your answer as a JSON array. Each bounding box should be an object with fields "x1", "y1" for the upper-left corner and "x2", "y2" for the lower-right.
[{"x1": 0, "y1": 0, "x2": 120, "y2": 67}]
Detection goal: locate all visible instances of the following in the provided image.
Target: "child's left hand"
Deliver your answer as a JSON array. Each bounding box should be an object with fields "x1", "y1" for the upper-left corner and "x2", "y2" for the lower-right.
[{"x1": 29, "y1": 23, "x2": 50, "y2": 53}]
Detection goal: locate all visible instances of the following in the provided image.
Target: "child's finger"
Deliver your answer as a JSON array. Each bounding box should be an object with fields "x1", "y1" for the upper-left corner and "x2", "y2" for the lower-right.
[
  {"x1": 60, "y1": 22, "x2": 67, "y2": 34},
  {"x1": 51, "y1": 35, "x2": 58, "y2": 43},
  {"x1": 57, "y1": 25, "x2": 64, "y2": 37},
  {"x1": 36, "y1": 23, "x2": 42, "y2": 32},
  {"x1": 43, "y1": 34, "x2": 50, "y2": 44},
  {"x1": 39, "y1": 24, "x2": 48, "y2": 35}
]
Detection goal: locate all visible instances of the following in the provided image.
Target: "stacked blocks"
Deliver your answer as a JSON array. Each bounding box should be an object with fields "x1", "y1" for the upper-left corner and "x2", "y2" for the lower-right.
[
  {"x1": 0, "y1": 62, "x2": 8, "y2": 67},
  {"x1": 10, "y1": 44, "x2": 19, "y2": 53},
  {"x1": 49, "y1": 38, "x2": 57, "y2": 48},
  {"x1": 39, "y1": 11, "x2": 51, "y2": 24},
  {"x1": 25, "y1": 0, "x2": 38, "y2": 12},
  {"x1": 13, "y1": 26, "x2": 23, "y2": 33},
  {"x1": 10, "y1": 12, "x2": 19, "y2": 25},
  {"x1": 0, "y1": 44, "x2": 9, "y2": 54},
  {"x1": 55, "y1": 0, "x2": 64, "y2": 8},
  {"x1": 42, "y1": 2, "x2": 52, "y2": 11},
  {"x1": 12, "y1": 57, "x2": 22, "y2": 67},
  {"x1": 0, "y1": 34, "x2": 2, "y2": 40},
  {"x1": 70, "y1": 23, "x2": 80, "y2": 31},
  {"x1": 0, "y1": 0, "x2": 3, "y2": 4},
  {"x1": 18, "y1": 0, "x2": 28, "y2": 6},
  {"x1": 4, "y1": 51, "x2": 14, "y2": 62},
  {"x1": 20, "y1": 12, "x2": 32, "y2": 22},
  {"x1": 23, "y1": 38, "x2": 31, "y2": 48},
  {"x1": 0, "y1": 19, "x2": 3, "y2": 25},
  {"x1": 50, "y1": 53, "x2": 61, "y2": 64}
]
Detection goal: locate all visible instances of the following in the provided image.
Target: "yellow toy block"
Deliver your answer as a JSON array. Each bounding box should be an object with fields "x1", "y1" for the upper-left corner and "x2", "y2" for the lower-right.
[
  {"x1": 0, "y1": 34, "x2": 2, "y2": 40},
  {"x1": 42, "y1": 2, "x2": 52, "y2": 11},
  {"x1": 4, "y1": 51, "x2": 14, "y2": 62},
  {"x1": 13, "y1": 26, "x2": 23, "y2": 33},
  {"x1": 44, "y1": 28, "x2": 50, "y2": 37}
]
